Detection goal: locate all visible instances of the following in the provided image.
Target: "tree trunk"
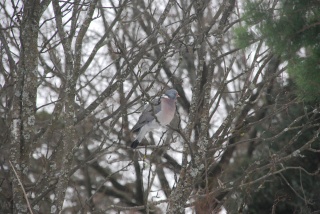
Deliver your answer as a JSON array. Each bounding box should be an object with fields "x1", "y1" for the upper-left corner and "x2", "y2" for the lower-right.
[{"x1": 10, "y1": 0, "x2": 41, "y2": 213}]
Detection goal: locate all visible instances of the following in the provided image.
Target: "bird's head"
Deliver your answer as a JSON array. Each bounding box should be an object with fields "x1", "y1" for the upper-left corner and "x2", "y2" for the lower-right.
[{"x1": 161, "y1": 89, "x2": 179, "y2": 100}]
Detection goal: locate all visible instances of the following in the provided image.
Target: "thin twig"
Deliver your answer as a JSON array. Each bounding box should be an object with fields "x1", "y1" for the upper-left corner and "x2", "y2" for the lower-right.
[{"x1": 9, "y1": 161, "x2": 34, "y2": 214}]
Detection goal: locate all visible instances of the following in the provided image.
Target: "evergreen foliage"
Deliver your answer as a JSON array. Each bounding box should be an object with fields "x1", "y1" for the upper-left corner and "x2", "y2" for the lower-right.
[
  {"x1": 244, "y1": 102, "x2": 320, "y2": 213},
  {"x1": 236, "y1": 0, "x2": 320, "y2": 101},
  {"x1": 225, "y1": 83, "x2": 320, "y2": 213}
]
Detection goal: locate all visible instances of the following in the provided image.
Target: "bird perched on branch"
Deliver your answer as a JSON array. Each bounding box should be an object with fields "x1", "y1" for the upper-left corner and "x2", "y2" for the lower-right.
[{"x1": 130, "y1": 89, "x2": 179, "y2": 149}]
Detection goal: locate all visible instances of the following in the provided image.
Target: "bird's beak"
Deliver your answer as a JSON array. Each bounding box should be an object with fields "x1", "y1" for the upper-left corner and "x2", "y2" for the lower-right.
[{"x1": 177, "y1": 94, "x2": 180, "y2": 98}]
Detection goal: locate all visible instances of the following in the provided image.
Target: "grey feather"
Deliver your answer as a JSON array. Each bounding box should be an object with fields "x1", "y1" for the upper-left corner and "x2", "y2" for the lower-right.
[
  {"x1": 131, "y1": 99, "x2": 161, "y2": 133},
  {"x1": 130, "y1": 89, "x2": 179, "y2": 149}
]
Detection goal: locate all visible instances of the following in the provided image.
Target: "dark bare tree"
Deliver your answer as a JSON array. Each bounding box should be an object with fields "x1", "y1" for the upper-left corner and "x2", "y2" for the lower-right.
[{"x1": 0, "y1": 0, "x2": 319, "y2": 213}]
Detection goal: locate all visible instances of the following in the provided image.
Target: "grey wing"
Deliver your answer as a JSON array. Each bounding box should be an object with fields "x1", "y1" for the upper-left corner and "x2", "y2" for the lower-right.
[{"x1": 131, "y1": 99, "x2": 161, "y2": 133}]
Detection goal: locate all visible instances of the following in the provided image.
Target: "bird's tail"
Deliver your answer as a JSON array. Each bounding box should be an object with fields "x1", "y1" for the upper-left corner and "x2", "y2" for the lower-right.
[{"x1": 130, "y1": 140, "x2": 139, "y2": 149}]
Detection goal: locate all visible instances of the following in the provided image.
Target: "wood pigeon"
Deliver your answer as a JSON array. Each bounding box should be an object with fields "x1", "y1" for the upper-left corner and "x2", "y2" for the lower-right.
[{"x1": 130, "y1": 89, "x2": 179, "y2": 148}]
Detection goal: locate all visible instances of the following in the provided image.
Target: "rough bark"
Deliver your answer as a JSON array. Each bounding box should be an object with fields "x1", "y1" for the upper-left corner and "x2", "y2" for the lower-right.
[{"x1": 9, "y1": 1, "x2": 44, "y2": 213}]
